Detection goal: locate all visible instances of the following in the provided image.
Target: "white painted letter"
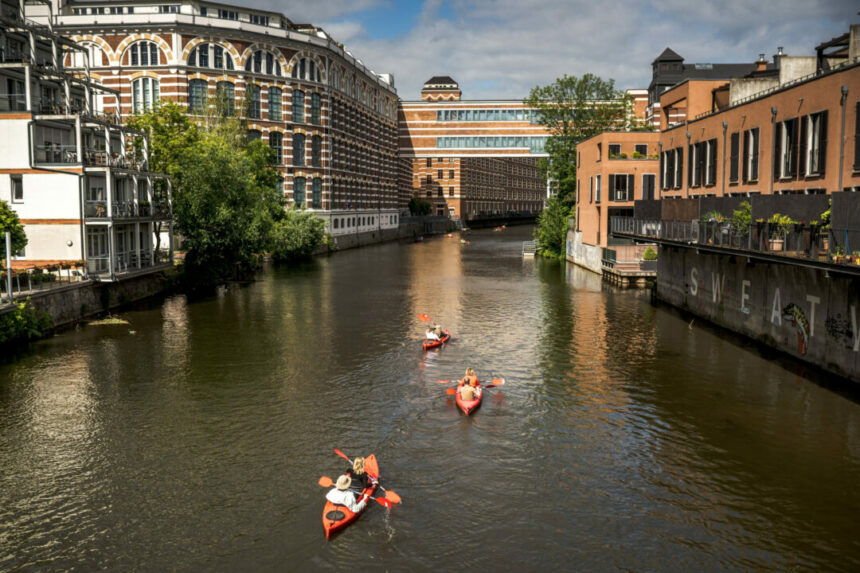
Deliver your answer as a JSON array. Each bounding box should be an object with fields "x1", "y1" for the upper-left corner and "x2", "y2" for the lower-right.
[
  {"x1": 741, "y1": 280, "x2": 751, "y2": 311},
  {"x1": 805, "y1": 294, "x2": 820, "y2": 337},
  {"x1": 690, "y1": 267, "x2": 698, "y2": 296},
  {"x1": 712, "y1": 272, "x2": 725, "y2": 303},
  {"x1": 852, "y1": 304, "x2": 859, "y2": 352},
  {"x1": 771, "y1": 288, "x2": 782, "y2": 326}
]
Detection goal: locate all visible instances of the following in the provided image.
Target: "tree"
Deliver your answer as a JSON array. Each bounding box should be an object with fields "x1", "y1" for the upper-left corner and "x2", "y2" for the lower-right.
[
  {"x1": 534, "y1": 195, "x2": 571, "y2": 258},
  {"x1": 525, "y1": 73, "x2": 646, "y2": 203},
  {"x1": 408, "y1": 198, "x2": 431, "y2": 216},
  {"x1": 0, "y1": 200, "x2": 27, "y2": 267},
  {"x1": 128, "y1": 102, "x2": 283, "y2": 287},
  {"x1": 270, "y1": 208, "x2": 328, "y2": 261}
]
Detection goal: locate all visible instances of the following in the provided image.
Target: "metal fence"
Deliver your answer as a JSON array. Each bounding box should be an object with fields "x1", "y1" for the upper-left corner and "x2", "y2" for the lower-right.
[
  {"x1": 611, "y1": 216, "x2": 858, "y2": 266},
  {"x1": 1, "y1": 265, "x2": 88, "y2": 304}
]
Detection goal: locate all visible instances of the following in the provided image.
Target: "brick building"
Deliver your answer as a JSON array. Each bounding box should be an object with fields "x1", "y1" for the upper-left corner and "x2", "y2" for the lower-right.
[
  {"x1": 28, "y1": 0, "x2": 401, "y2": 241},
  {"x1": 398, "y1": 77, "x2": 547, "y2": 220}
]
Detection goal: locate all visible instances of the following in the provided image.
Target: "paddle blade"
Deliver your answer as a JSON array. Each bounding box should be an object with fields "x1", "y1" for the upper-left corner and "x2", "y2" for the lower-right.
[
  {"x1": 436, "y1": 379, "x2": 452, "y2": 384},
  {"x1": 418, "y1": 313, "x2": 431, "y2": 322},
  {"x1": 318, "y1": 476, "x2": 333, "y2": 487},
  {"x1": 446, "y1": 388, "x2": 457, "y2": 395},
  {"x1": 364, "y1": 454, "x2": 379, "y2": 478},
  {"x1": 384, "y1": 490, "x2": 402, "y2": 504},
  {"x1": 490, "y1": 378, "x2": 505, "y2": 386},
  {"x1": 373, "y1": 496, "x2": 393, "y2": 509},
  {"x1": 333, "y1": 449, "x2": 350, "y2": 463}
]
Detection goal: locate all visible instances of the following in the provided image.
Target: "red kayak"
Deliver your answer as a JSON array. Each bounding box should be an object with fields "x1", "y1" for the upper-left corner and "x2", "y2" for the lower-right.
[
  {"x1": 422, "y1": 330, "x2": 450, "y2": 350},
  {"x1": 322, "y1": 454, "x2": 379, "y2": 539},
  {"x1": 455, "y1": 383, "x2": 483, "y2": 415}
]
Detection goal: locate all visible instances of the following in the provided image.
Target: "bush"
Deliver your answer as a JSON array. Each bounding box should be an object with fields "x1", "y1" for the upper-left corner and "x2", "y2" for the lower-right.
[
  {"x1": 270, "y1": 208, "x2": 327, "y2": 261},
  {"x1": 731, "y1": 201, "x2": 751, "y2": 231},
  {"x1": 643, "y1": 246, "x2": 658, "y2": 260},
  {"x1": 0, "y1": 298, "x2": 53, "y2": 343},
  {"x1": 408, "y1": 198, "x2": 431, "y2": 216}
]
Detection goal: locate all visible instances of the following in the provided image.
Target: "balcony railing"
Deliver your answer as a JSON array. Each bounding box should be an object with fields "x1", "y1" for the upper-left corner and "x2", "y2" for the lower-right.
[
  {"x1": 611, "y1": 216, "x2": 860, "y2": 268},
  {"x1": 0, "y1": 93, "x2": 27, "y2": 111},
  {"x1": 35, "y1": 143, "x2": 77, "y2": 164},
  {"x1": 87, "y1": 250, "x2": 169, "y2": 277}
]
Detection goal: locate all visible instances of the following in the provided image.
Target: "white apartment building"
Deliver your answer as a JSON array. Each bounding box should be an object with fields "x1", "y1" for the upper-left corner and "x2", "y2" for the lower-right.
[{"x1": 1, "y1": 0, "x2": 174, "y2": 279}]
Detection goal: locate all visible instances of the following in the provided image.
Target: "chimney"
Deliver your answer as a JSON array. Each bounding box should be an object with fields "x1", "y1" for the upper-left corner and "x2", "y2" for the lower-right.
[
  {"x1": 756, "y1": 53, "x2": 767, "y2": 72},
  {"x1": 773, "y1": 46, "x2": 785, "y2": 69}
]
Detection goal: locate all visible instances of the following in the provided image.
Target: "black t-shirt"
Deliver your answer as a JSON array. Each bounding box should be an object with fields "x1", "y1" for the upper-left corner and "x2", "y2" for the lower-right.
[{"x1": 347, "y1": 468, "x2": 370, "y2": 490}]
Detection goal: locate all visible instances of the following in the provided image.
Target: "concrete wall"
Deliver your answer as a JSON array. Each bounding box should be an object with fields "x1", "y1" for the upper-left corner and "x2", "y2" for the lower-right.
[
  {"x1": 779, "y1": 57, "x2": 817, "y2": 84},
  {"x1": 567, "y1": 229, "x2": 602, "y2": 275},
  {"x1": 656, "y1": 247, "x2": 859, "y2": 382}
]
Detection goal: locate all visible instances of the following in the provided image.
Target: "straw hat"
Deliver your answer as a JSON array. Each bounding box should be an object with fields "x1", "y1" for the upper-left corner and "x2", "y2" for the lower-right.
[{"x1": 336, "y1": 475, "x2": 352, "y2": 490}]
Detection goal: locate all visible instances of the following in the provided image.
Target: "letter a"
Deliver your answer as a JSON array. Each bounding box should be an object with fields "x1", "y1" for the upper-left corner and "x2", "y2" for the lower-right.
[{"x1": 771, "y1": 288, "x2": 781, "y2": 326}]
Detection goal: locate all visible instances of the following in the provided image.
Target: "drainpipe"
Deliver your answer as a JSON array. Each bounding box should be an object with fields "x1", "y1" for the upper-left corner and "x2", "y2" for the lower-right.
[
  {"x1": 721, "y1": 121, "x2": 728, "y2": 196},
  {"x1": 685, "y1": 130, "x2": 691, "y2": 199},
  {"x1": 657, "y1": 141, "x2": 663, "y2": 200},
  {"x1": 769, "y1": 106, "x2": 778, "y2": 195},
  {"x1": 838, "y1": 85, "x2": 849, "y2": 193},
  {"x1": 5, "y1": 232, "x2": 12, "y2": 303}
]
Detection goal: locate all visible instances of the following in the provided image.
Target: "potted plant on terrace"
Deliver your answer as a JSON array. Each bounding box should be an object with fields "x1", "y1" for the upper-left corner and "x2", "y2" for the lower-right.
[{"x1": 767, "y1": 213, "x2": 797, "y2": 252}]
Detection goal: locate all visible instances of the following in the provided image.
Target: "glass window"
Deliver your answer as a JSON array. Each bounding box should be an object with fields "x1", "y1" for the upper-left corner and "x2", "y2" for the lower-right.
[
  {"x1": 292, "y1": 133, "x2": 305, "y2": 166},
  {"x1": 292, "y1": 89, "x2": 304, "y2": 123},
  {"x1": 311, "y1": 135, "x2": 321, "y2": 167},
  {"x1": 247, "y1": 130, "x2": 261, "y2": 142},
  {"x1": 247, "y1": 84, "x2": 261, "y2": 119},
  {"x1": 130, "y1": 42, "x2": 159, "y2": 66},
  {"x1": 132, "y1": 77, "x2": 159, "y2": 113},
  {"x1": 311, "y1": 93, "x2": 321, "y2": 125},
  {"x1": 11, "y1": 175, "x2": 23, "y2": 202},
  {"x1": 188, "y1": 79, "x2": 206, "y2": 113},
  {"x1": 269, "y1": 132, "x2": 283, "y2": 164},
  {"x1": 312, "y1": 178, "x2": 322, "y2": 208},
  {"x1": 215, "y1": 81, "x2": 234, "y2": 116},
  {"x1": 269, "y1": 87, "x2": 282, "y2": 121},
  {"x1": 293, "y1": 176, "x2": 306, "y2": 206}
]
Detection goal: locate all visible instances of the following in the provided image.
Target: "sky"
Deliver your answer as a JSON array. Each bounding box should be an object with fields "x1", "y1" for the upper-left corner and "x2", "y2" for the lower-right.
[{"x1": 244, "y1": 0, "x2": 855, "y2": 100}]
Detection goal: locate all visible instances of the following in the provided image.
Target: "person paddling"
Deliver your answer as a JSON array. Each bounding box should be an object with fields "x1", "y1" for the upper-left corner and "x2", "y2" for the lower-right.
[
  {"x1": 346, "y1": 456, "x2": 377, "y2": 492},
  {"x1": 426, "y1": 327, "x2": 440, "y2": 341},
  {"x1": 458, "y1": 367, "x2": 478, "y2": 388},
  {"x1": 326, "y1": 475, "x2": 369, "y2": 513}
]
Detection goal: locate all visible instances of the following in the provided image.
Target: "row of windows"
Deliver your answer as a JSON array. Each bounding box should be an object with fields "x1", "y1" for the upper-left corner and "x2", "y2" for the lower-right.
[
  {"x1": 331, "y1": 214, "x2": 397, "y2": 230},
  {"x1": 437, "y1": 136, "x2": 547, "y2": 154},
  {"x1": 293, "y1": 177, "x2": 322, "y2": 208},
  {"x1": 436, "y1": 109, "x2": 538, "y2": 122},
  {"x1": 584, "y1": 173, "x2": 657, "y2": 203},
  {"x1": 187, "y1": 43, "x2": 234, "y2": 70},
  {"x1": 186, "y1": 81, "x2": 321, "y2": 123}
]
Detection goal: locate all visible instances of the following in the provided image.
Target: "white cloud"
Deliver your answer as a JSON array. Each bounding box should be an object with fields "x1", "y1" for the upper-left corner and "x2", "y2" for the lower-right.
[{"x1": 241, "y1": 0, "x2": 857, "y2": 100}]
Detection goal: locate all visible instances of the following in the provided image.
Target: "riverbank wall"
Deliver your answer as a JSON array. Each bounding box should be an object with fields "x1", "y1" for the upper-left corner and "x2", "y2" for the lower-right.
[
  {"x1": 0, "y1": 271, "x2": 172, "y2": 331},
  {"x1": 655, "y1": 247, "x2": 859, "y2": 383},
  {"x1": 330, "y1": 216, "x2": 455, "y2": 251}
]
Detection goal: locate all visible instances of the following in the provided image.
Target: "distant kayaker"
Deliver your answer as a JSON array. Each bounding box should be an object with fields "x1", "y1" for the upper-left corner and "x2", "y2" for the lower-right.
[
  {"x1": 326, "y1": 475, "x2": 369, "y2": 513},
  {"x1": 426, "y1": 328, "x2": 440, "y2": 341},
  {"x1": 346, "y1": 456, "x2": 376, "y2": 492},
  {"x1": 458, "y1": 367, "x2": 478, "y2": 387}
]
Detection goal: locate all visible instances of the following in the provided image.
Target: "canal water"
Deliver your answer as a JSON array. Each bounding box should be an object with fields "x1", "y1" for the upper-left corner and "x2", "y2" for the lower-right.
[{"x1": 2, "y1": 226, "x2": 859, "y2": 571}]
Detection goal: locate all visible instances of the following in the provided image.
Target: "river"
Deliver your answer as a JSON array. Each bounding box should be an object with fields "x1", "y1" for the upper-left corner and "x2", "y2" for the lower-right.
[{"x1": 1, "y1": 225, "x2": 859, "y2": 571}]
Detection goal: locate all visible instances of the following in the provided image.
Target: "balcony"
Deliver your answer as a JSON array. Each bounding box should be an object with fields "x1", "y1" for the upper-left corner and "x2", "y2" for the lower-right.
[
  {"x1": 87, "y1": 250, "x2": 171, "y2": 278},
  {"x1": 34, "y1": 143, "x2": 77, "y2": 164}
]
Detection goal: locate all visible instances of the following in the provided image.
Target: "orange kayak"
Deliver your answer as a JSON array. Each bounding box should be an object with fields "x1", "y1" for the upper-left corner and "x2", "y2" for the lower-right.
[
  {"x1": 455, "y1": 383, "x2": 483, "y2": 415},
  {"x1": 322, "y1": 454, "x2": 379, "y2": 539},
  {"x1": 422, "y1": 330, "x2": 450, "y2": 350}
]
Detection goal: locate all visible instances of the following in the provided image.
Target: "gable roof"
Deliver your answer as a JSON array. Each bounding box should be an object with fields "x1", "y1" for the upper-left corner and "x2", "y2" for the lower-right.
[
  {"x1": 423, "y1": 76, "x2": 458, "y2": 88},
  {"x1": 652, "y1": 47, "x2": 683, "y2": 64}
]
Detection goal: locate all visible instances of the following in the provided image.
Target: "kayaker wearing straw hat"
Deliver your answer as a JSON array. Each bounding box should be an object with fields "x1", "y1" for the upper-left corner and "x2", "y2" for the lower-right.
[{"x1": 326, "y1": 475, "x2": 369, "y2": 513}]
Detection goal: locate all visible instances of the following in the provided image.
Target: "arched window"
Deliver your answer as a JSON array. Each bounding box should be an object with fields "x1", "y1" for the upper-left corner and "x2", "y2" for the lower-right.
[
  {"x1": 71, "y1": 43, "x2": 105, "y2": 68},
  {"x1": 292, "y1": 89, "x2": 304, "y2": 123},
  {"x1": 131, "y1": 77, "x2": 159, "y2": 113},
  {"x1": 333, "y1": 218, "x2": 339, "y2": 229},
  {"x1": 311, "y1": 178, "x2": 322, "y2": 209},
  {"x1": 216, "y1": 81, "x2": 234, "y2": 116},
  {"x1": 311, "y1": 93, "x2": 321, "y2": 125},
  {"x1": 247, "y1": 84, "x2": 261, "y2": 118},
  {"x1": 293, "y1": 176, "x2": 306, "y2": 206},
  {"x1": 187, "y1": 43, "x2": 234, "y2": 70},
  {"x1": 188, "y1": 79, "x2": 207, "y2": 113},
  {"x1": 268, "y1": 87, "x2": 282, "y2": 121},
  {"x1": 247, "y1": 129, "x2": 261, "y2": 142},
  {"x1": 292, "y1": 133, "x2": 305, "y2": 166},
  {"x1": 311, "y1": 135, "x2": 321, "y2": 167},
  {"x1": 245, "y1": 49, "x2": 280, "y2": 75},
  {"x1": 130, "y1": 41, "x2": 159, "y2": 66},
  {"x1": 269, "y1": 132, "x2": 283, "y2": 164},
  {"x1": 290, "y1": 57, "x2": 321, "y2": 82}
]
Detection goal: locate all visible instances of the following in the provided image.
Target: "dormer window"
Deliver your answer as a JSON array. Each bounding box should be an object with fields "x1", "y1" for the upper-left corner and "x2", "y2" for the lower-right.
[{"x1": 250, "y1": 14, "x2": 269, "y2": 26}]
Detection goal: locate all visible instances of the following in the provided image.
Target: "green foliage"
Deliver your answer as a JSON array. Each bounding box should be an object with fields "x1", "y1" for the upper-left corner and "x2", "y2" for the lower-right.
[
  {"x1": 643, "y1": 246, "x2": 658, "y2": 260},
  {"x1": 408, "y1": 198, "x2": 431, "y2": 216},
  {"x1": 0, "y1": 298, "x2": 53, "y2": 344},
  {"x1": 702, "y1": 210, "x2": 725, "y2": 223},
  {"x1": 731, "y1": 201, "x2": 751, "y2": 231},
  {"x1": 0, "y1": 200, "x2": 27, "y2": 267},
  {"x1": 768, "y1": 213, "x2": 798, "y2": 238},
  {"x1": 525, "y1": 73, "x2": 651, "y2": 204},
  {"x1": 128, "y1": 102, "x2": 283, "y2": 287},
  {"x1": 820, "y1": 198, "x2": 831, "y2": 230},
  {"x1": 534, "y1": 195, "x2": 571, "y2": 258},
  {"x1": 270, "y1": 208, "x2": 327, "y2": 261}
]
